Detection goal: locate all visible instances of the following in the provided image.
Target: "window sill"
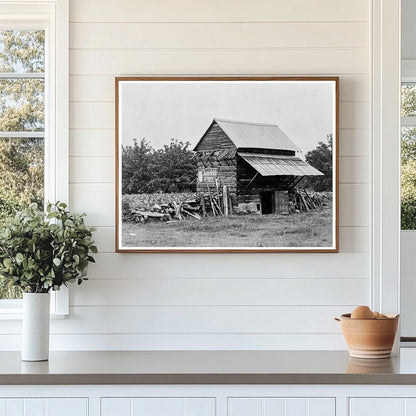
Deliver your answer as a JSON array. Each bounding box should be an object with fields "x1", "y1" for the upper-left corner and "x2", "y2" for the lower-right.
[
  {"x1": 0, "y1": 312, "x2": 68, "y2": 320},
  {"x1": 0, "y1": 287, "x2": 69, "y2": 317}
]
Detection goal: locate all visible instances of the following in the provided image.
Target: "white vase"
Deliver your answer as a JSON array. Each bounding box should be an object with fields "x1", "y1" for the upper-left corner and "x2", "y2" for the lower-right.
[{"x1": 22, "y1": 292, "x2": 50, "y2": 361}]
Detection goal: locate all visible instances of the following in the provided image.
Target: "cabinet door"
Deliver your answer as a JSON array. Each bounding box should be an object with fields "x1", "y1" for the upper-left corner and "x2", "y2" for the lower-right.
[
  {"x1": 228, "y1": 397, "x2": 335, "y2": 416},
  {"x1": 101, "y1": 398, "x2": 215, "y2": 416},
  {"x1": 0, "y1": 398, "x2": 88, "y2": 416},
  {"x1": 350, "y1": 398, "x2": 416, "y2": 416}
]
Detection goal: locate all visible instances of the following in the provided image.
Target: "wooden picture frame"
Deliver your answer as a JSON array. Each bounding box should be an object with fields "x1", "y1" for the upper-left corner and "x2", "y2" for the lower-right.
[{"x1": 115, "y1": 76, "x2": 339, "y2": 253}]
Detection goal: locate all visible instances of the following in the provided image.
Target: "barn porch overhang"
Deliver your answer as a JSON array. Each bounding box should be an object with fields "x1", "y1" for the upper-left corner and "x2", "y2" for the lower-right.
[{"x1": 238, "y1": 152, "x2": 324, "y2": 177}]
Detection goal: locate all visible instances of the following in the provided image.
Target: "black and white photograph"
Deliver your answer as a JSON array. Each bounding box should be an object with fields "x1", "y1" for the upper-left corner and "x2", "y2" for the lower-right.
[{"x1": 116, "y1": 77, "x2": 338, "y2": 252}]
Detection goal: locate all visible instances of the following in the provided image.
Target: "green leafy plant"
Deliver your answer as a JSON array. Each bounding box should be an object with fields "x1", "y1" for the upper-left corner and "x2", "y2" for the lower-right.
[{"x1": 0, "y1": 202, "x2": 97, "y2": 293}]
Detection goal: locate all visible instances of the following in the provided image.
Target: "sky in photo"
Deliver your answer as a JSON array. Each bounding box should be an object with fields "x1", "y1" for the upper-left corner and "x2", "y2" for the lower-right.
[{"x1": 120, "y1": 80, "x2": 335, "y2": 155}]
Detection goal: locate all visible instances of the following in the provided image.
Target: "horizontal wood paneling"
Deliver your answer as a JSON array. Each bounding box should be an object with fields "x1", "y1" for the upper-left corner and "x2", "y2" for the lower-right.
[
  {"x1": 0, "y1": 306, "x2": 354, "y2": 335},
  {"x1": 70, "y1": 157, "x2": 114, "y2": 183},
  {"x1": 91, "y1": 227, "x2": 115, "y2": 253},
  {"x1": 339, "y1": 183, "x2": 369, "y2": 227},
  {"x1": 69, "y1": 0, "x2": 369, "y2": 23},
  {"x1": 86, "y1": 253, "x2": 369, "y2": 279},
  {"x1": 0, "y1": 333, "x2": 347, "y2": 351},
  {"x1": 69, "y1": 75, "x2": 369, "y2": 103},
  {"x1": 339, "y1": 227, "x2": 369, "y2": 253},
  {"x1": 70, "y1": 103, "x2": 114, "y2": 129},
  {"x1": 70, "y1": 76, "x2": 115, "y2": 102},
  {"x1": 69, "y1": 183, "x2": 114, "y2": 226},
  {"x1": 69, "y1": 130, "x2": 115, "y2": 157},
  {"x1": 338, "y1": 129, "x2": 369, "y2": 157},
  {"x1": 50, "y1": 305, "x2": 353, "y2": 334},
  {"x1": 70, "y1": 49, "x2": 368, "y2": 76},
  {"x1": 339, "y1": 156, "x2": 369, "y2": 183},
  {"x1": 339, "y1": 77, "x2": 369, "y2": 102},
  {"x1": 70, "y1": 278, "x2": 368, "y2": 306},
  {"x1": 70, "y1": 22, "x2": 368, "y2": 50},
  {"x1": 339, "y1": 102, "x2": 369, "y2": 129}
]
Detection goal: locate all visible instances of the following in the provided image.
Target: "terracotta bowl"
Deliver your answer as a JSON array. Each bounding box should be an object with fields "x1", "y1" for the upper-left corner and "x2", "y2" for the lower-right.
[
  {"x1": 347, "y1": 357, "x2": 394, "y2": 373},
  {"x1": 337, "y1": 313, "x2": 399, "y2": 359}
]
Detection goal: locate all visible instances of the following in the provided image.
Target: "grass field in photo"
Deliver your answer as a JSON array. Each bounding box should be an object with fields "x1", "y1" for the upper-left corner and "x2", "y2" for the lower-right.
[{"x1": 122, "y1": 205, "x2": 333, "y2": 248}]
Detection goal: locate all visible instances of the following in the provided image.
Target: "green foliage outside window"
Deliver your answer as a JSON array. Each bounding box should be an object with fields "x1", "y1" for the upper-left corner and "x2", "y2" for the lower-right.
[
  {"x1": 401, "y1": 126, "x2": 416, "y2": 230},
  {"x1": 401, "y1": 84, "x2": 416, "y2": 230},
  {"x1": 402, "y1": 84, "x2": 416, "y2": 117},
  {"x1": 0, "y1": 30, "x2": 45, "y2": 298}
]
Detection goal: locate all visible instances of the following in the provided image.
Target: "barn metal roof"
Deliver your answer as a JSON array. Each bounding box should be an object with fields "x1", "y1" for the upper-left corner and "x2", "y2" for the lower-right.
[
  {"x1": 214, "y1": 118, "x2": 301, "y2": 152},
  {"x1": 238, "y1": 152, "x2": 324, "y2": 177}
]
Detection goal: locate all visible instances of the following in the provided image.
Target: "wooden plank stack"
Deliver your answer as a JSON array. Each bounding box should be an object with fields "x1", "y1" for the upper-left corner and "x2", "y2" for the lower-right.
[{"x1": 292, "y1": 189, "x2": 323, "y2": 212}]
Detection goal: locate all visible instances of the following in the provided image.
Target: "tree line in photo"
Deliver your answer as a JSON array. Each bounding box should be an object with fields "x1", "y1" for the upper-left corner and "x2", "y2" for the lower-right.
[
  {"x1": 122, "y1": 135, "x2": 334, "y2": 196},
  {"x1": 122, "y1": 138, "x2": 197, "y2": 194}
]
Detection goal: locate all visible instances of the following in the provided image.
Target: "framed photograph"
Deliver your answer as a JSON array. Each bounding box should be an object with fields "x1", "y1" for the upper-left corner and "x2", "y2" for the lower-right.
[{"x1": 116, "y1": 76, "x2": 339, "y2": 252}]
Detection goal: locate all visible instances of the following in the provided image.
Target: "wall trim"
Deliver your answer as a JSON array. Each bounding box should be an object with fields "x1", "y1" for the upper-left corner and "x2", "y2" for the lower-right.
[{"x1": 371, "y1": 0, "x2": 401, "y2": 315}]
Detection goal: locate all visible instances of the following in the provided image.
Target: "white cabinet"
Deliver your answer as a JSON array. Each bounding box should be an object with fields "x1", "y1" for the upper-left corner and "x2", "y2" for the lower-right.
[
  {"x1": 5, "y1": 385, "x2": 416, "y2": 416},
  {"x1": 350, "y1": 398, "x2": 416, "y2": 416},
  {"x1": 228, "y1": 398, "x2": 335, "y2": 416},
  {"x1": 101, "y1": 397, "x2": 215, "y2": 416},
  {"x1": 0, "y1": 398, "x2": 88, "y2": 416}
]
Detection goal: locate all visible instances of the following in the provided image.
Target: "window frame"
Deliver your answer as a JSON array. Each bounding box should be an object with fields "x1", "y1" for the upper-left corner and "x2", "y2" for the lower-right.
[
  {"x1": 0, "y1": 0, "x2": 69, "y2": 317},
  {"x1": 401, "y1": 61, "x2": 416, "y2": 129},
  {"x1": 401, "y1": 60, "x2": 416, "y2": 231}
]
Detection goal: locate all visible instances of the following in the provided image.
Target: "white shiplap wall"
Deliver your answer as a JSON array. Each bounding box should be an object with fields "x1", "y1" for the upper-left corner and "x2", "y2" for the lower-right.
[{"x1": 13, "y1": 0, "x2": 372, "y2": 350}]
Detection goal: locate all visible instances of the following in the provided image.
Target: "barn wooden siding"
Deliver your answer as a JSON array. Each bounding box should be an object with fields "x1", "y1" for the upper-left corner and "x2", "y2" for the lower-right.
[
  {"x1": 195, "y1": 122, "x2": 235, "y2": 152},
  {"x1": 236, "y1": 156, "x2": 297, "y2": 205},
  {"x1": 195, "y1": 122, "x2": 237, "y2": 200},
  {"x1": 196, "y1": 158, "x2": 237, "y2": 205},
  {"x1": 0, "y1": 0, "x2": 371, "y2": 351}
]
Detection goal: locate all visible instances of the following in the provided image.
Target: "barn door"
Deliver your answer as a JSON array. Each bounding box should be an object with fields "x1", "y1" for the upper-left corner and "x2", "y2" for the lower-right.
[
  {"x1": 260, "y1": 191, "x2": 274, "y2": 214},
  {"x1": 275, "y1": 191, "x2": 289, "y2": 214}
]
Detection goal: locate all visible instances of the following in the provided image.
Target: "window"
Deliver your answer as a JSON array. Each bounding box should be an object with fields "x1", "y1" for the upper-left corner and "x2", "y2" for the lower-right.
[
  {"x1": 401, "y1": 64, "x2": 416, "y2": 230},
  {"x1": 0, "y1": 30, "x2": 45, "y2": 300},
  {"x1": 0, "y1": 0, "x2": 69, "y2": 314}
]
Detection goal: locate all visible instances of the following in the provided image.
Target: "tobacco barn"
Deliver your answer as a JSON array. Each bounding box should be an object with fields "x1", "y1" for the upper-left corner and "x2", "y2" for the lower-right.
[{"x1": 193, "y1": 118, "x2": 324, "y2": 214}]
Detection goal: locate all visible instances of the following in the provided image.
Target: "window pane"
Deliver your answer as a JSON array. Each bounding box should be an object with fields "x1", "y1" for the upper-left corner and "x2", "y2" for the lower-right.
[
  {"x1": 402, "y1": 127, "x2": 416, "y2": 163},
  {"x1": 402, "y1": 83, "x2": 416, "y2": 117},
  {"x1": 0, "y1": 31, "x2": 45, "y2": 300},
  {"x1": 0, "y1": 284, "x2": 22, "y2": 300},
  {"x1": 0, "y1": 137, "x2": 44, "y2": 300},
  {"x1": 0, "y1": 137, "x2": 44, "y2": 216},
  {"x1": 0, "y1": 78, "x2": 44, "y2": 132},
  {"x1": 401, "y1": 127, "x2": 416, "y2": 230},
  {"x1": 0, "y1": 30, "x2": 45, "y2": 73}
]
